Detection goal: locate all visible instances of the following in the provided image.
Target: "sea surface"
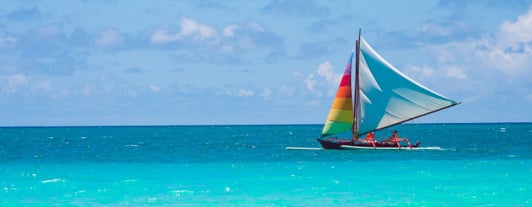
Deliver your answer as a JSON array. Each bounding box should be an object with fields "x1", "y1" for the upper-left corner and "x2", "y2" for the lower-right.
[{"x1": 0, "y1": 123, "x2": 530, "y2": 206}]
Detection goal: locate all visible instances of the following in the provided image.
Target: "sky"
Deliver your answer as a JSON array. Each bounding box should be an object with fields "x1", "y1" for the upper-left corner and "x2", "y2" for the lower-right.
[{"x1": 1, "y1": 0, "x2": 531, "y2": 126}]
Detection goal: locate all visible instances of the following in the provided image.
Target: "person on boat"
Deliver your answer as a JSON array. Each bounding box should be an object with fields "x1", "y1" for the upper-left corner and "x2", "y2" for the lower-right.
[
  {"x1": 364, "y1": 132, "x2": 376, "y2": 148},
  {"x1": 387, "y1": 130, "x2": 412, "y2": 149},
  {"x1": 387, "y1": 130, "x2": 401, "y2": 148},
  {"x1": 364, "y1": 132, "x2": 375, "y2": 142}
]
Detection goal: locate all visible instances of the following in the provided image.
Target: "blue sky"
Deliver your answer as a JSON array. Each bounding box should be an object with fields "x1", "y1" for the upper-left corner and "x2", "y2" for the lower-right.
[{"x1": 1, "y1": 0, "x2": 531, "y2": 126}]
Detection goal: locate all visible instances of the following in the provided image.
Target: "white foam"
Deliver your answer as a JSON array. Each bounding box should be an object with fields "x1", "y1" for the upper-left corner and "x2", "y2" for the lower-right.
[
  {"x1": 285, "y1": 147, "x2": 323, "y2": 150},
  {"x1": 341, "y1": 145, "x2": 446, "y2": 150},
  {"x1": 41, "y1": 178, "x2": 64, "y2": 183}
]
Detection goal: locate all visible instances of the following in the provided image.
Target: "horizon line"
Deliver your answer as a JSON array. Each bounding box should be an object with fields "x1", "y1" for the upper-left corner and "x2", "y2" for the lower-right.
[{"x1": 0, "y1": 122, "x2": 530, "y2": 128}]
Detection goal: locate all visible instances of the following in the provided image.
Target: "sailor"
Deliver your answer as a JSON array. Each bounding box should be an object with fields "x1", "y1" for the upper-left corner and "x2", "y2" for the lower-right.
[
  {"x1": 365, "y1": 131, "x2": 376, "y2": 148},
  {"x1": 388, "y1": 130, "x2": 401, "y2": 148},
  {"x1": 364, "y1": 132, "x2": 375, "y2": 142}
]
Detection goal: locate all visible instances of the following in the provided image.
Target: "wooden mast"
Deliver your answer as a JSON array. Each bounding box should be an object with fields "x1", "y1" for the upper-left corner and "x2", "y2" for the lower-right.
[{"x1": 352, "y1": 29, "x2": 361, "y2": 140}]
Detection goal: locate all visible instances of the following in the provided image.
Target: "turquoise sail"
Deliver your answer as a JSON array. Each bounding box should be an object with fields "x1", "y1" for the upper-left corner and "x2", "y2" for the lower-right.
[{"x1": 357, "y1": 37, "x2": 459, "y2": 134}]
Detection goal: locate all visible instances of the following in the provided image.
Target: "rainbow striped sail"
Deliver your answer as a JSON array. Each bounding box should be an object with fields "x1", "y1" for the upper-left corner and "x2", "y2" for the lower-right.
[
  {"x1": 319, "y1": 32, "x2": 459, "y2": 141},
  {"x1": 320, "y1": 51, "x2": 354, "y2": 137}
]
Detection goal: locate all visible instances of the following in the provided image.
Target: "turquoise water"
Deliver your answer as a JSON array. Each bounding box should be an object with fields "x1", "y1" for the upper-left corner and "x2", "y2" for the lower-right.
[{"x1": 1, "y1": 123, "x2": 530, "y2": 206}]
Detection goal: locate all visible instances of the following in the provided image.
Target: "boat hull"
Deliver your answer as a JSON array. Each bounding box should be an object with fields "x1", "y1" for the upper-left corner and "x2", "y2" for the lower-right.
[{"x1": 317, "y1": 138, "x2": 421, "y2": 149}]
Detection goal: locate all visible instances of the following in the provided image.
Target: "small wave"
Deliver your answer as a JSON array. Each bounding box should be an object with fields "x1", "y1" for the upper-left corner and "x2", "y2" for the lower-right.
[
  {"x1": 409, "y1": 146, "x2": 456, "y2": 151},
  {"x1": 285, "y1": 147, "x2": 323, "y2": 150},
  {"x1": 41, "y1": 178, "x2": 64, "y2": 183},
  {"x1": 416, "y1": 146, "x2": 444, "y2": 150},
  {"x1": 125, "y1": 144, "x2": 139, "y2": 147},
  {"x1": 172, "y1": 189, "x2": 194, "y2": 196},
  {"x1": 122, "y1": 179, "x2": 138, "y2": 183}
]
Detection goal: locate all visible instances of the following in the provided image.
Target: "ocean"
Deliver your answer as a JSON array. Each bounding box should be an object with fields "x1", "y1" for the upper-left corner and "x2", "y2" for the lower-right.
[{"x1": 0, "y1": 123, "x2": 530, "y2": 206}]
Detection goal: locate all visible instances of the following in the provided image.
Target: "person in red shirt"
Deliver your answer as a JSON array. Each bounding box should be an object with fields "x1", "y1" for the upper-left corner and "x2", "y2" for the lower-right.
[{"x1": 364, "y1": 131, "x2": 376, "y2": 148}]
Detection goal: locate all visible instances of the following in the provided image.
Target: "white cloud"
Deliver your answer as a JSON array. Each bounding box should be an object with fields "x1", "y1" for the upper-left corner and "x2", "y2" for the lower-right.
[
  {"x1": 484, "y1": 6, "x2": 532, "y2": 74},
  {"x1": 8, "y1": 74, "x2": 27, "y2": 85},
  {"x1": 499, "y1": 7, "x2": 532, "y2": 46},
  {"x1": 430, "y1": 33, "x2": 528, "y2": 80},
  {"x1": 305, "y1": 100, "x2": 321, "y2": 107},
  {"x1": 31, "y1": 80, "x2": 62, "y2": 100},
  {"x1": 279, "y1": 85, "x2": 295, "y2": 97},
  {"x1": 248, "y1": 21, "x2": 265, "y2": 32},
  {"x1": 223, "y1": 25, "x2": 238, "y2": 37},
  {"x1": 180, "y1": 17, "x2": 217, "y2": 40},
  {"x1": 304, "y1": 61, "x2": 342, "y2": 97},
  {"x1": 304, "y1": 74, "x2": 319, "y2": 96},
  {"x1": 291, "y1": 70, "x2": 303, "y2": 78},
  {"x1": 7, "y1": 74, "x2": 28, "y2": 93},
  {"x1": 215, "y1": 88, "x2": 254, "y2": 97},
  {"x1": 95, "y1": 28, "x2": 123, "y2": 47},
  {"x1": 150, "y1": 17, "x2": 218, "y2": 44},
  {"x1": 150, "y1": 28, "x2": 174, "y2": 43},
  {"x1": 238, "y1": 89, "x2": 254, "y2": 97},
  {"x1": 260, "y1": 88, "x2": 272, "y2": 99},
  {"x1": 417, "y1": 7, "x2": 532, "y2": 107},
  {"x1": 418, "y1": 7, "x2": 532, "y2": 87},
  {"x1": 149, "y1": 18, "x2": 279, "y2": 61},
  {"x1": 218, "y1": 21, "x2": 270, "y2": 53},
  {"x1": 404, "y1": 65, "x2": 436, "y2": 81},
  {"x1": 0, "y1": 31, "x2": 17, "y2": 49},
  {"x1": 317, "y1": 61, "x2": 340, "y2": 86},
  {"x1": 149, "y1": 85, "x2": 160, "y2": 93},
  {"x1": 444, "y1": 65, "x2": 467, "y2": 79}
]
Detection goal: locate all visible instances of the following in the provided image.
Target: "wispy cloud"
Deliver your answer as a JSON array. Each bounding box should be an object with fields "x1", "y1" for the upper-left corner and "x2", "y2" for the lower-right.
[
  {"x1": 0, "y1": 31, "x2": 17, "y2": 49},
  {"x1": 215, "y1": 88, "x2": 255, "y2": 97},
  {"x1": 95, "y1": 28, "x2": 124, "y2": 48},
  {"x1": 150, "y1": 17, "x2": 283, "y2": 64},
  {"x1": 5, "y1": 74, "x2": 28, "y2": 93},
  {"x1": 150, "y1": 17, "x2": 218, "y2": 44},
  {"x1": 148, "y1": 85, "x2": 160, "y2": 93}
]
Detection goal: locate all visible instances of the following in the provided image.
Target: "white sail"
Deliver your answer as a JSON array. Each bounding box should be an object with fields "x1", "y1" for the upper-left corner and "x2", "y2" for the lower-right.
[{"x1": 357, "y1": 37, "x2": 458, "y2": 134}]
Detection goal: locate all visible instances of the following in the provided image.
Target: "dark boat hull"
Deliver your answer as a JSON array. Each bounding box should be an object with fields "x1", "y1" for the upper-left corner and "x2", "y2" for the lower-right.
[{"x1": 317, "y1": 138, "x2": 421, "y2": 149}]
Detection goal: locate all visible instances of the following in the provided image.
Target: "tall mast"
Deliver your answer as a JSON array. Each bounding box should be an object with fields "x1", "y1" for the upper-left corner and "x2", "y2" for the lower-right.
[{"x1": 353, "y1": 29, "x2": 361, "y2": 139}]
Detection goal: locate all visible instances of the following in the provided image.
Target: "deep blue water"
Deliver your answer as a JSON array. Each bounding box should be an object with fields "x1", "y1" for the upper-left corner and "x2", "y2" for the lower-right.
[{"x1": 0, "y1": 123, "x2": 530, "y2": 206}]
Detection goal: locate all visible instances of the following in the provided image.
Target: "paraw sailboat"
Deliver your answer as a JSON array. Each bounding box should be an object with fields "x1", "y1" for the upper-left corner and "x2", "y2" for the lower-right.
[{"x1": 317, "y1": 30, "x2": 460, "y2": 150}]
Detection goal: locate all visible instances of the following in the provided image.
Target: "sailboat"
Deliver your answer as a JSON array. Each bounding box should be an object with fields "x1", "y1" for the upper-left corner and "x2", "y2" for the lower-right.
[{"x1": 317, "y1": 30, "x2": 460, "y2": 150}]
